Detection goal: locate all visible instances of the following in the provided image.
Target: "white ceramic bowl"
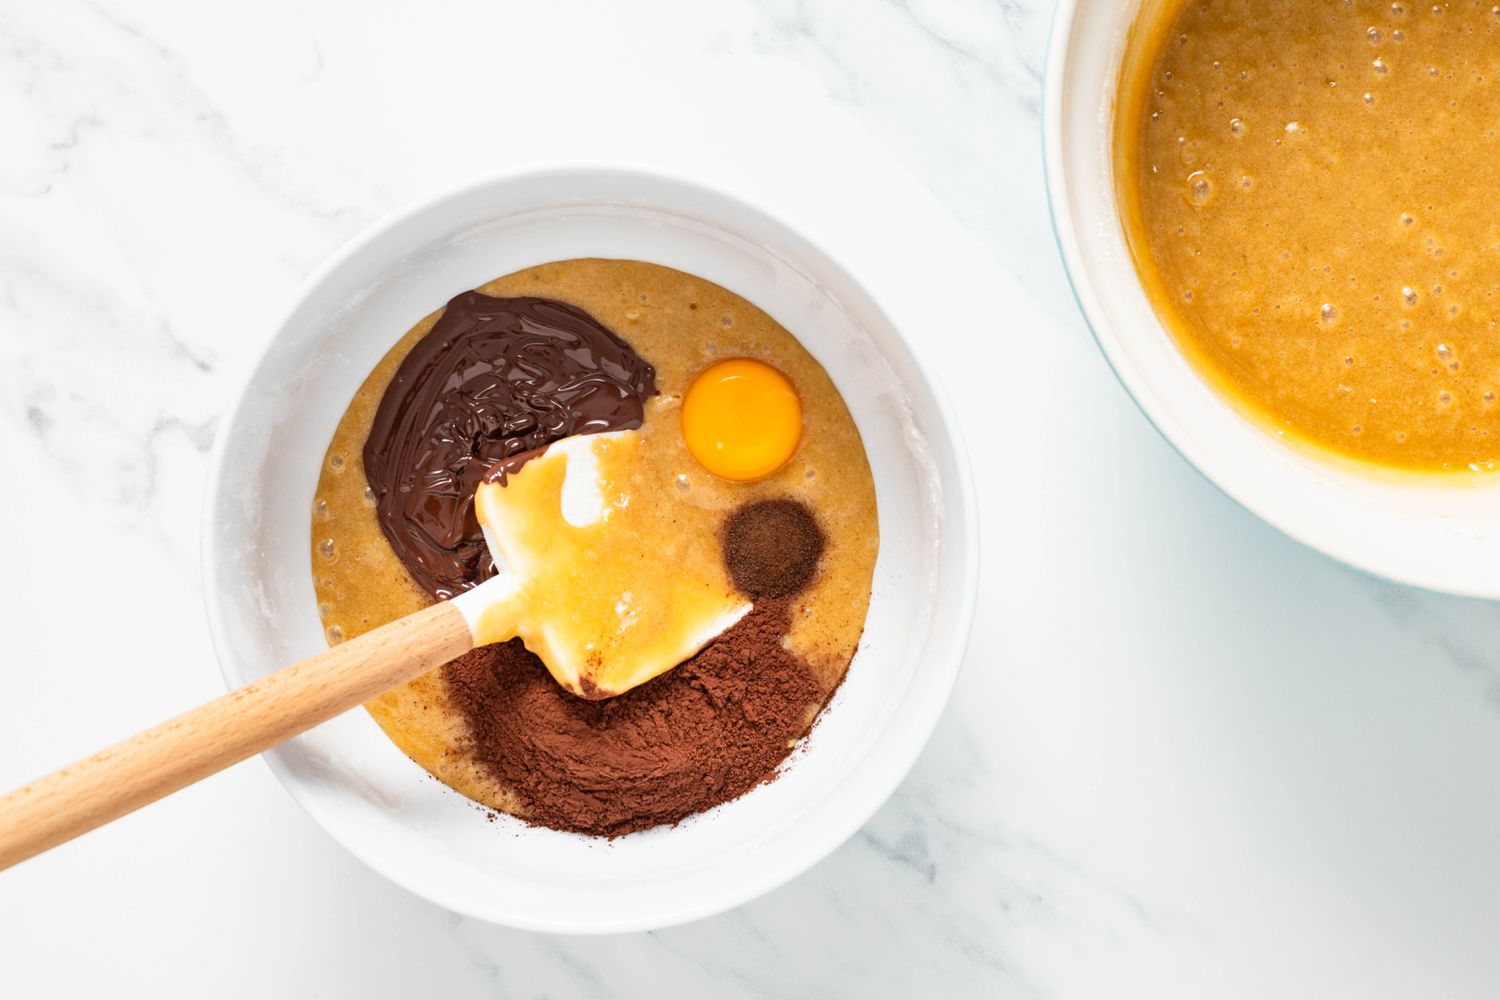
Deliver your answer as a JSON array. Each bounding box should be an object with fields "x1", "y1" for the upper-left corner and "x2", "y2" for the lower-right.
[
  {"x1": 202, "y1": 166, "x2": 977, "y2": 931},
  {"x1": 1046, "y1": 0, "x2": 1500, "y2": 598}
]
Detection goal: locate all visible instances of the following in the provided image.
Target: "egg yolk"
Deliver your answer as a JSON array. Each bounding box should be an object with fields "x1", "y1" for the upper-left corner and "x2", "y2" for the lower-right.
[{"x1": 681, "y1": 358, "x2": 803, "y2": 481}]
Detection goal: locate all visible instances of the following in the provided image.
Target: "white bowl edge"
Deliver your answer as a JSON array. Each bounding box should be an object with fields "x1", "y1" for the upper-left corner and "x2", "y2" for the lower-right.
[{"x1": 200, "y1": 163, "x2": 979, "y2": 932}]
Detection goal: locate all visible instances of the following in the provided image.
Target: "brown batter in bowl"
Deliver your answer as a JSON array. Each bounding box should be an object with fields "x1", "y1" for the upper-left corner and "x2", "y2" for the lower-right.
[
  {"x1": 1120, "y1": 0, "x2": 1500, "y2": 472},
  {"x1": 309, "y1": 258, "x2": 878, "y2": 834}
]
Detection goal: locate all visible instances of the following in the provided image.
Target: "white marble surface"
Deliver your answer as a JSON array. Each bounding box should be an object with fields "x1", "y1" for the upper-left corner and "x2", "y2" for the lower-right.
[{"x1": 2, "y1": 0, "x2": 1498, "y2": 995}]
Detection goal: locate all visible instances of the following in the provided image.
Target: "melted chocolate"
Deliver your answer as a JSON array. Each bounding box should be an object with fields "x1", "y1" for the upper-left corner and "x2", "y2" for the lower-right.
[{"x1": 363, "y1": 292, "x2": 657, "y2": 599}]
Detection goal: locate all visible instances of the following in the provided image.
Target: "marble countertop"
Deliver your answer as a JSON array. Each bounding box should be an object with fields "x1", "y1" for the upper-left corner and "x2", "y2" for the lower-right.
[{"x1": 3, "y1": 1, "x2": 1498, "y2": 996}]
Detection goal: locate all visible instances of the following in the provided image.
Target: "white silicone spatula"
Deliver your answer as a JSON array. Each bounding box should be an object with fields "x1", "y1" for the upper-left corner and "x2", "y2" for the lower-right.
[{"x1": 0, "y1": 431, "x2": 749, "y2": 870}]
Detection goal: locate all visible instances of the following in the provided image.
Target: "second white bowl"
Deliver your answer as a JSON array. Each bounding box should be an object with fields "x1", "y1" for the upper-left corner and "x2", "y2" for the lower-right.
[{"x1": 1046, "y1": 0, "x2": 1500, "y2": 598}]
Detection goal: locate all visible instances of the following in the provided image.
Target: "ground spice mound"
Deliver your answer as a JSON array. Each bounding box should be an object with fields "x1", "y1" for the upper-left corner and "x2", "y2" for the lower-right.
[
  {"x1": 442, "y1": 599, "x2": 821, "y2": 836},
  {"x1": 722, "y1": 498, "x2": 824, "y2": 599}
]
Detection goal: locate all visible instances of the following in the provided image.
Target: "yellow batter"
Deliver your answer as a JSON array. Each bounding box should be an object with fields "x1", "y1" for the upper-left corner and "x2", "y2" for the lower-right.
[
  {"x1": 309, "y1": 259, "x2": 878, "y2": 817},
  {"x1": 1120, "y1": 0, "x2": 1500, "y2": 471}
]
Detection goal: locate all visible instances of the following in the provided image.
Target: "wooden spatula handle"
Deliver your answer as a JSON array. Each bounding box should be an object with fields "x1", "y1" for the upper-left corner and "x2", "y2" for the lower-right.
[{"x1": 0, "y1": 600, "x2": 472, "y2": 872}]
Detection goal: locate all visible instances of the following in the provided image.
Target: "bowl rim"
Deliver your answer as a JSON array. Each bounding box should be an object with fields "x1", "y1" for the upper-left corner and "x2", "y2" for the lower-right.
[
  {"x1": 1042, "y1": 0, "x2": 1500, "y2": 600},
  {"x1": 199, "y1": 161, "x2": 981, "y2": 931}
]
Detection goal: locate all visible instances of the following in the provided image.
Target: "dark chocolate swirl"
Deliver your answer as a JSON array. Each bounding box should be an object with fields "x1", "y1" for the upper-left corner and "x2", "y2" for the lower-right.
[{"x1": 363, "y1": 292, "x2": 657, "y2": 599}]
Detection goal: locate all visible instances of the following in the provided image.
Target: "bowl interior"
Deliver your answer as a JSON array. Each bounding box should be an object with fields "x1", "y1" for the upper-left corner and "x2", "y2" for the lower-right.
[
  {"x1": 203, "y1": 169, "x2": 974, "y2": 931},
  {"x1": 1048, "y1": 0, "x2": 1500, "y2": 597}
]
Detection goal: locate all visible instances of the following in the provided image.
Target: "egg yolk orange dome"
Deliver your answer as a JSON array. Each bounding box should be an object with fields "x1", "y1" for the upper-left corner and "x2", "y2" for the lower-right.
[{"x1": 680, "y1": 358, "x2": 803, "y2": 482}]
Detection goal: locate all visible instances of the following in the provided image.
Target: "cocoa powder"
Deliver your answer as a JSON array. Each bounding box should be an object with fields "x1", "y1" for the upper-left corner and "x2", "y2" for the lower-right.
[{"x1": 443, "y1": 599, "x2": 822, "y2": 836}]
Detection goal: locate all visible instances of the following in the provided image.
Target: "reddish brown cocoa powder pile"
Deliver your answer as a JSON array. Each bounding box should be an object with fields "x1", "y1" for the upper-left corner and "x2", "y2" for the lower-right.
[
  {"x1": 443, "y1": 598, "x2": 821, "y2": 836},
  {"x1": 441, "y1": 497, "x2": 829, "y2": 836}
]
